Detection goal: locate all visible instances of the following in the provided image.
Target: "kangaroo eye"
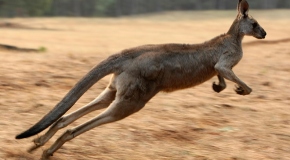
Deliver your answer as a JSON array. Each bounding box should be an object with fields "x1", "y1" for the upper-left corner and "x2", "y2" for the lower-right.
[{"x1": 252, "y1": 22, "x2": 258, "y2": 28}]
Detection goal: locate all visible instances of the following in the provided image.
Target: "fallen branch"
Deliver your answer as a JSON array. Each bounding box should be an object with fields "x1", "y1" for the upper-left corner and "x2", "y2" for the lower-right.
[{"x1": 0, "y1": 44, "x2": 45, "y2": 52}]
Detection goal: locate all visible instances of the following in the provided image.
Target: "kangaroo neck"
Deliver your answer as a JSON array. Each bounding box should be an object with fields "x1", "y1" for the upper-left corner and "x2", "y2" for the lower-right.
[{"x1": 227, "y1": 19, "x2": 244, "y2": 47}]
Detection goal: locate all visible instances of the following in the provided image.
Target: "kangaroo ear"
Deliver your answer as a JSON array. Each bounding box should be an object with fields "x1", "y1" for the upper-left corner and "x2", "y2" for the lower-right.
[{"x1": 238, "y1": 0, "x2": 249, "y2": 17}]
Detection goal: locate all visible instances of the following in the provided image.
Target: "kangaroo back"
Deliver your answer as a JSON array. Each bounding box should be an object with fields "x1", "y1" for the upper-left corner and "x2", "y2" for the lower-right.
[{"x1": 15, "y1": 55, "x2": 122, "y2": 139}]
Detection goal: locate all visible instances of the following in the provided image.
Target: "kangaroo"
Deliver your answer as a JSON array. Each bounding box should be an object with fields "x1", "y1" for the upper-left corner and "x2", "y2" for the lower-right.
[{"x1": 16, "y1": 0, "x2": 266, "y2": 159}]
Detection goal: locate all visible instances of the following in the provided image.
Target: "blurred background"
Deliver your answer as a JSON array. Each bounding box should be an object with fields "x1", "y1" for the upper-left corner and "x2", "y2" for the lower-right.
[
  {"x1": 0, "y1": 0, "x2": 290, "y2": 160},
  {"x1": 0, "y1": 0, "x2": 290, "y2": 17}
]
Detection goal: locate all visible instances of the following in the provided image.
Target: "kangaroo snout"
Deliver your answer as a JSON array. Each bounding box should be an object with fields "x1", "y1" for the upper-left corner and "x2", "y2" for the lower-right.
[
  {"x1": 256, "y1": 28, "x2": 267, "y2": 39},
  {"x1": 262, "y1": 29, "x2": 267, "y2": 39},
  {"x1": 258, "y1": 27, "x2": 267, "y2": 39}
]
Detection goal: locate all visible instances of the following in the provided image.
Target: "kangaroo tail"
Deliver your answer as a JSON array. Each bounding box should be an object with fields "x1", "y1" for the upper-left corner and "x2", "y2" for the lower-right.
[{"x1": 15, "y1": 55, "x2": 122, "y2": 139}]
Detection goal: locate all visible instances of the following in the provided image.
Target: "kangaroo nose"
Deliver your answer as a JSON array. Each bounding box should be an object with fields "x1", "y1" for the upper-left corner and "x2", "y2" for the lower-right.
[{"x1": 262, "y1": 29, "x2": 267, "y2": 38}]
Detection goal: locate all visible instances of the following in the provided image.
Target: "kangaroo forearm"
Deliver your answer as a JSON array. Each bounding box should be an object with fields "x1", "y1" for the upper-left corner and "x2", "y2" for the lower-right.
[
  {"x1": 212, "y1": 75, "x2": 226, "y2": 93},
  {"x1": 217, "y1": 75, "x2": 226, "y2": 87},
  {"x1": 216, "y1": 67, "x2": 247, "y2": 88}
]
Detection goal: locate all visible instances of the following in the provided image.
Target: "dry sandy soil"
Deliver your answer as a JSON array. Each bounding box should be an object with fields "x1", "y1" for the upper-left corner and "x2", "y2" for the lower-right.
[{"x1": 0, "y1": 10, "x2": 289, "y2": 160}]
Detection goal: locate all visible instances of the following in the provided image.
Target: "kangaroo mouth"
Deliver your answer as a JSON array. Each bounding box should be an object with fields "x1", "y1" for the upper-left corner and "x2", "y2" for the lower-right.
[
  {"x1": 254, "y1": 31, "x2": 267, "y2": 39},
  {"x1": 255, "y1": 35, "x2": 266, "y2": 39}
]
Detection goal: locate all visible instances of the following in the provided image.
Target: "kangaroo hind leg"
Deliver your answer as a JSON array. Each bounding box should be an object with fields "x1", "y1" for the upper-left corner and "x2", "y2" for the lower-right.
[
  {"x1": 29, "y1": 87, "x2": 116, "y2": 153},
  {"x1": 41, "y1": 97, "x2": 147, "y2": 159}
]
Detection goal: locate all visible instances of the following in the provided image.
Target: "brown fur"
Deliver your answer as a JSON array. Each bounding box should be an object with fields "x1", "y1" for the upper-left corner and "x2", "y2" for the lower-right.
[{"x1": 16, "y1": 0, "x2": 266, "y2": 159}]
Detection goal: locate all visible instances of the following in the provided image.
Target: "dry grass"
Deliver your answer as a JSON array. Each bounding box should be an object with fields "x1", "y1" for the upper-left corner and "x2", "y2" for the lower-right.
[{"x1": 0, "y1": 10, "x2": 290, "y2": 160}]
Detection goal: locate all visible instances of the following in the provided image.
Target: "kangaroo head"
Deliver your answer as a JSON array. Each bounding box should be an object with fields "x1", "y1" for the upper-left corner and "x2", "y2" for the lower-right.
[{"x1": 229, "y1": 0, "x2": 267, "y2": 39}]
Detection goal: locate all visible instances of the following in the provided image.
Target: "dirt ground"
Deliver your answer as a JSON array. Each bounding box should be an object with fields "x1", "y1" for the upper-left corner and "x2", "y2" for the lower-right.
[{"x1": 0, "y1": 10, "x2": 289, "y2": 160}]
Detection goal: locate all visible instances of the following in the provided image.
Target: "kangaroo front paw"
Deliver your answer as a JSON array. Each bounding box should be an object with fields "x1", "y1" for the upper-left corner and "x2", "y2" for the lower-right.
[
  {"x1": 212, "y1": 82, "x2": 226, "y2": 93},
  {"x1": 235, "y1": 85, "x2": 252, "y2": 95}
]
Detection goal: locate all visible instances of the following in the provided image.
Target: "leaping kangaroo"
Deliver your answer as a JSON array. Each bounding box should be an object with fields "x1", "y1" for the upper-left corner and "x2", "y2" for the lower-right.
[{"x1": 16, "y1": 0, "x2": 266, "y2": 159}]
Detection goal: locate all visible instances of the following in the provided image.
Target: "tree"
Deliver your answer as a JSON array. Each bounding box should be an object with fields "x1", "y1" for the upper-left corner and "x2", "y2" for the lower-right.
[
  {"x1": 24, "y1": 0, "x2": 52, "y2": 16},
  {"x1": 0, "y1": 0, "x2": 290, "y2": 17}
]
